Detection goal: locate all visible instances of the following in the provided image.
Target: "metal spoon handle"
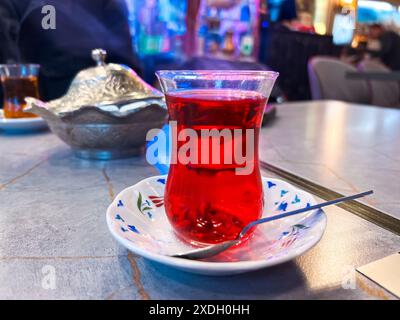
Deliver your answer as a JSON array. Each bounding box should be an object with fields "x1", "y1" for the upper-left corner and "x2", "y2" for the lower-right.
[
  {"x1": 239, "y1": 190, "x2": 373, "y2": 238},
  {"x1": 172, "y1": 190, "x2": 374, "y2": 260}
]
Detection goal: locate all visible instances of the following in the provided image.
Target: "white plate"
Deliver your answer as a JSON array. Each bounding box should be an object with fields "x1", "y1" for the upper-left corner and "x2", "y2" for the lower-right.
[
  {"x1": 0, "y1": 109, "x2": 47, "y2": 132},
  {"x1": 106, "y1": 175, "x2": 327, "y2": 276}
]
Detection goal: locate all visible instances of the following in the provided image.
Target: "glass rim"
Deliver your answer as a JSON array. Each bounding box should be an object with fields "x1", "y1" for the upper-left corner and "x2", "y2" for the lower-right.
[{"x1": 156, "y1": 69, "x2": 279, "y2": 80}]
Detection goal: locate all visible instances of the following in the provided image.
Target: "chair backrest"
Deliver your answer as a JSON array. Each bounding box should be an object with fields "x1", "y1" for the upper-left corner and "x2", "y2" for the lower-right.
[
  {"x1": 259, "y1": 28, "x2": 340, "y2": 100},
  {"x1": 358, "y1": 59, "x2": 400, "y2": 108},
  {"x1": 308, "y1": 57, "x2": 370, "y2": 104}
]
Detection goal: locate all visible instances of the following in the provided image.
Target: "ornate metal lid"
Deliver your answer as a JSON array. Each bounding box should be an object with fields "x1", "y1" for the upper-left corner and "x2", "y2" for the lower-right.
[{"x1": 46, "y1": 49, "x2": 164, "y2": 113}]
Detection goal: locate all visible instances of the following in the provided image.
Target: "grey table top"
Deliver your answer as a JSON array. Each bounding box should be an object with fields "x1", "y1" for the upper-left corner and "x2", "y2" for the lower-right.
[
  {"x1": 261, "y1": 100, "x2": 400, "y2": 220},
  {"x1": 0, "y1": 100, "x2": 399, "y2": 300}
]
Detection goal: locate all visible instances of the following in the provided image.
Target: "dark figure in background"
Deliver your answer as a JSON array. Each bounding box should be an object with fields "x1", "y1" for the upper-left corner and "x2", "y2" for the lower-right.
[
  {"x1": 368, "y1": 24, "x2": 400, "y2": 71},
  {"x1": 267, "y1": 0, "x2": 297, "y2": 28},
  {"x1": 0, "y1": 0, "x2": 141, "y2": 102}
]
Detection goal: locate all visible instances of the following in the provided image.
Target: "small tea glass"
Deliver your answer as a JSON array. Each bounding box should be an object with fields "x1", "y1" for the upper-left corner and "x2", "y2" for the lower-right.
[
  {"x1": 0, "y1": 64, "x2": 40, "y2": 118},
  {"x1": 156, "y1": 70, "x2": 278, "y2": 245}
]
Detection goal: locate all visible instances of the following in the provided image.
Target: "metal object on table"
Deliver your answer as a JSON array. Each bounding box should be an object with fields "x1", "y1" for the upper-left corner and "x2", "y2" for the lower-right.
[
  {"x1": 172, "y1": 190, "x2": 374, "y2": 260},
  {"x1": 26, "y1": 49, "x2": 167, "y2": 160},
  {"x1": 346, "y1": 71, "x2": 400, "y2": 81}
]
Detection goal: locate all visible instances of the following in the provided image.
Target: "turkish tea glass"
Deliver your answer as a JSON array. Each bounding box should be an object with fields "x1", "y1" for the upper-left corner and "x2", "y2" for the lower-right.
[
  {"x1": 156, "y1": 70, "x2": 278, "y2": 245},
  {"x1": 0, "y1": 64, "x2": 40, "y2": 118}
]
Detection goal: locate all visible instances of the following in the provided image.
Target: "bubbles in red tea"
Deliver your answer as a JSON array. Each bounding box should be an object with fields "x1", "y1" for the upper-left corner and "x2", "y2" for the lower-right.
[{"x1": 165, "y1": 89, "x2": 267, "y2": 245}]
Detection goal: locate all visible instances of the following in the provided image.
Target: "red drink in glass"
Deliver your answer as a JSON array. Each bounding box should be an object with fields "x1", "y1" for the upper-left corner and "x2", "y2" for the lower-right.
[
  {"x1": 165, "y1": 89, "x2": 267, "y2": 244},
  {"x1": 157, "y1": 70, "x2": 278, "y2": 245}
]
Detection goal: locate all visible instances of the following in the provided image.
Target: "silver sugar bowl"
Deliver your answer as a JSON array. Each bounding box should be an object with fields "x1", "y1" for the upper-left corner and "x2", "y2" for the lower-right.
[{"x1": 26, "y1": 49, "x2": 167, "y2": 160}]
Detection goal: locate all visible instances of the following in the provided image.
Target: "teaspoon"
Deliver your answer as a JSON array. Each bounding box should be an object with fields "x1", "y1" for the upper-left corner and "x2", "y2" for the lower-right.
[{"x1": 171, "y1": 190, "x2": 373, "y2": 260}]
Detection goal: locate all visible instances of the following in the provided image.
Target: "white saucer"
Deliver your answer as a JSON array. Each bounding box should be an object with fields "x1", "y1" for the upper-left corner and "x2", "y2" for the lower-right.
[
  {"x1": 0, "y1": 109, "x2": 47, "y2": 132},
  {"x1": 106, "y1": 175, "x2": 327, "y2": 276}
]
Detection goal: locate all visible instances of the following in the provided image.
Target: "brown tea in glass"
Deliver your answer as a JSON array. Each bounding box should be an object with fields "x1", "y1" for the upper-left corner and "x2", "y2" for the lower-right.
[{"x1": 0, "y1": 64, "x2": 40, "y2": 118}]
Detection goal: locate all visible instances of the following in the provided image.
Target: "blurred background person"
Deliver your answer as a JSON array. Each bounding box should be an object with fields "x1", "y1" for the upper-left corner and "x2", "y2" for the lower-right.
[
  {"x1": 0, "y1": 0, "x2": 141, "y2": 101},
  {"x1": 368, "y1": 23, "x2": 400, "y2": 71}
]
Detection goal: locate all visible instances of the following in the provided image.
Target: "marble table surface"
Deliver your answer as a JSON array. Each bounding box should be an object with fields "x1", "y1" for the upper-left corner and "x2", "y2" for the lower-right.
[
  {"x1": 260, "y1": 100, "x2": 400, "y2": 219},
  {"x1": 0, "y1": 101, "x2": 399, "y2": 300}
]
